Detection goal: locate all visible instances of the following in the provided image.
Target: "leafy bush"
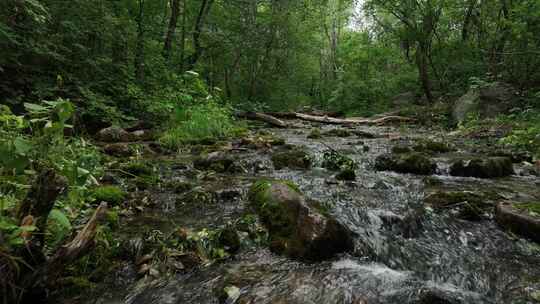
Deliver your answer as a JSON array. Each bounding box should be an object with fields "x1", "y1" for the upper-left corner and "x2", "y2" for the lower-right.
[
  {"x1": 160, "y1": 101, "x2": 243, "y2": 149},
  {"x1": 91, "y1": 186, "x2": 126, "y2": 205}
]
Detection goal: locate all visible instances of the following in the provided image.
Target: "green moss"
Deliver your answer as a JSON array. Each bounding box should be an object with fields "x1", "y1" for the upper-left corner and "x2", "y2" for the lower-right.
[
  {"x1": 413, "y1": 139, "x2": 453, "y2": 154},
  {"x1": 375, "y1": 152, "x2": 437, "y2": 175},
  {"x1": 106, "y1": 210, "x2": 120, "y2": 228},
  {"x1": 391, "y1": 145, "x2": 412, "y2": 154},
  {"x1": 92, "y1": 186, "x2": 126, "y2": 204},
  {"x1": 450, "y1": 157, "x2": 514, "y2": 178},
  {"x1": 271, "y1": 149, "x2": 312, "y2": 170},
  {"x1": 307, "y1": 128, "x2": 322, "y2": 139},
  {"x1": 323, "y1": 129, "x2": 352, "y2": 137},
  {"x1": 336, "y1": 168, "x2": 356, "y2": 181},
  {"x1": 122, "y1": 161, "x2": 153, "y2": 176},
  {"x1": 513, "y1": 202, "x2": 540, "y2": 216},
  {"x1": 322, "y1": 150, "x2": 357, "y2": 171}
]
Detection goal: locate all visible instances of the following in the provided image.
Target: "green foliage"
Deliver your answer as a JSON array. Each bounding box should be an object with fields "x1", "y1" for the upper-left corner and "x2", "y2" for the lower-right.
[
  {"x1": 322, "y1": 150, "x2": 357, "y2": 171},
  {"x1": 46, "y1": 209, "x2": 72, "y2": 249},
  {"x1": 91, "y1": 186, "x2": 126, "y2": 205},
  {"x1": 160, "y1": 101, "x2": 242, "y2": 149},
  {"x1": 499, "y1": 110, "x2": 540, "y2": 158}
]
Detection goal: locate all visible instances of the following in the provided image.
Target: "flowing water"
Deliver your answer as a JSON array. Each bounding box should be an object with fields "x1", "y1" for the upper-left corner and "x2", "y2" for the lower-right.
[{"x1": 92, "y1": 122, "x2": 540, "y2": 304}]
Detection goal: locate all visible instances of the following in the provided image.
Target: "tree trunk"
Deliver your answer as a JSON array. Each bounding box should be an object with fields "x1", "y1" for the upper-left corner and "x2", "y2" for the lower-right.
[
  {"x1": 179, "y1": 0, "x2": 187, "y2": 72},
  {"x1": 416, "y1": 43, "x2": 434, "y2": 103},
  {"x1": 163, "y1": 0, "x2": 181, "y2": 60},
  {"x1": 186, "y1": 0, "x2": 215, "y2": 70},
  {"x1": 135, "y1": 0, "x2": 145, "y2": 82}
]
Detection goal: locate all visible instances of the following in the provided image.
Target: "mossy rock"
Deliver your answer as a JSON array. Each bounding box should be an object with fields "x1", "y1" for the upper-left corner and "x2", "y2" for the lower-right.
[
  {"x1": 375, "y1": 152, "x2": 437, "y2": 175},
  {"x1": 178, "y1": 188, "x2": 217, "y2": 205},
  {"x1": 271, "y1": 149, "x2": 312, "y2": 170},
  {"x1": 336, "y1": 168, "x2": 356, "y2": 181},
  {"x1": 248, "y1": 180, "x2": 353, "y2": 260},
  {"x1": 193, "y1": 152, "x2": 236, "y2": 173},
  {"x1": 322, "y1": 150, "x2": 357, "y2": 171},
  {"x1": 322, "y1": 128, "x2": 352, "y2": 138},
  {"x1": 92, "y1": 185, "x2": 126, "y2": 205},
  {"x1": 391, "y1": 145, "x2": 412, "y2": 154},
  {"x1": 425, "y1": 191, "x2": 489, "y2": 220},
  {"x1": 122, "y1": 161, "x2": 154, "y2": 177},
  {"x1": 496, "y1": 201, "x2": 540, "y2": 243},
  {"x1": 413, "y1": 139, "x2": 454, "y2": 154},
  {"x1": 488, "y1": 149, "x2": 533, "y2": 163},
  {"x1": 166, "y1": 180, "x2": 195, "y2": 193},
  {"x1": 307, "y1": 128, "x2": 322, "y2": 139},
  {"x1": 450, "y1": 157, "x2": 514, "y2": 178}
]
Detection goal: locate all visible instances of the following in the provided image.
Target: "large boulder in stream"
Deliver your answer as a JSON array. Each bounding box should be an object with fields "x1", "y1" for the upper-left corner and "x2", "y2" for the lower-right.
[
  {"x1": 496, "y1": 202, "x2": 540, "y2": 243},
  {"x1": 375, "y1": 152, "x2": 437, "y2": 175},
  {"x1": 193, "y1": 152, "x2": 241, "y2": 173},
  {"x1": 449, "y1": 157, "x2": 514, "y2": 178},
  {"x1": 452, "y1": 82, "x2": 518, "y2": 123},
  {"x1": 249, "y1": 180, "x2": 353, "y2": 260}
]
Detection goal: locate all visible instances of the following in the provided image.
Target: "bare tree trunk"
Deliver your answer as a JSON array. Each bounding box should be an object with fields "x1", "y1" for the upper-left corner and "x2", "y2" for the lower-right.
[
  {"x1": 186, "y1": 0, "x2": 215, "y2": 70},
  {"x1": 163, "y1": 0, "x2": 181, "y2": 60},
  {"x1": 135, "y1": 0, "x2": 145, "y2": 82},
  {"x1": 462, "y1": 0, "x2": 476, "y2": 42},
  {"x1": 416, "y1": 43, "x2": 434, "y2": 104},
  {"x1": 179, "y1": 0, "x2": 187, "y2": 72}
]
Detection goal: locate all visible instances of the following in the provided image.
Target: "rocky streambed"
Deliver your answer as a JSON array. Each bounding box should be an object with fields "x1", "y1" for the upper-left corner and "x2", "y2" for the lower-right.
[{"x1": 73, "y1": 121, "x2": 540, "y2": 304}]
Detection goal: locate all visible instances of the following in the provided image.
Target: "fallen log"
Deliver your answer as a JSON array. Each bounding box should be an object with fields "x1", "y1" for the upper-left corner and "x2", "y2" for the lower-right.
[
  {"x1": 235, "y1": 112, "x2": 288, "y2": 128},
  {"x1": 293, "y1": 113, "x2": 415, "y2": 125}
]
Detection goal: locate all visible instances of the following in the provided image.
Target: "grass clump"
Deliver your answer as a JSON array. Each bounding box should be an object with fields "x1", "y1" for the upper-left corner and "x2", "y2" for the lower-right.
[
  {"x1": 92, "y1": 186, "x2": 126, "y2": 205},
  {"x1": 160, "y1": 102, "x2": 245, "y2": 149}
]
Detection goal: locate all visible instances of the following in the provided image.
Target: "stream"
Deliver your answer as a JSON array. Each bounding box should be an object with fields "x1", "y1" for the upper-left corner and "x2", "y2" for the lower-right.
[{"x1": 89, "y1": 121, "x2": 540, "y2": 304}]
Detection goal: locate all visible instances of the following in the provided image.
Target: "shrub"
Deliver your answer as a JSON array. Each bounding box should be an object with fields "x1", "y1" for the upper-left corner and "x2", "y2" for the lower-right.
[
  {"x1": 92, "y1": 186, "x2": 126, "y2": 205},
  {"x1": 160, "y1": 101, "x2": 244, "y2": 149}
]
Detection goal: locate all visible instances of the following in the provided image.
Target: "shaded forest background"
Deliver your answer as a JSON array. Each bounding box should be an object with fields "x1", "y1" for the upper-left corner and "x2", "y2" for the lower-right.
[{"x1": 2, "y1": 0, "x2": 539, "y2": 128}]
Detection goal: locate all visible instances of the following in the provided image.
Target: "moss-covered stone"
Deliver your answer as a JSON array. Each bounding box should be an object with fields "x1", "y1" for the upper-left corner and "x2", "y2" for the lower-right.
[
  {"x1": 122, "y1": 161, "x2": 154, "y2": 177},
  {"x1": 450, "y1": 157, "x2": 514, "y2": 178},
  {"x1": 178, "y1": 188, "x2": 217, "y2": 205},
  {"x1": 336, "y1": 168, "x2": 356, "y2": 181},
  {"x1": 424, "y1": 191, "x2": 485, "y2": 209},
  {"x1": 92, "y1": 185, "x2": 126, "y2": 204},
  {"x1": 391, "y1": 145, "x2": 413, "y2": 154},
  {"x1": 307, "y1": 128, "x2": 322, "y2": 139},
  {"x1": 193, "y1": 152, "x2": 236, "y2": 173},
  {"x1": 375, "y1": 152, "x2": 437, "y2": 175},
  {"x1": 496, "y1": 201, "x2": 540, "y2": 243},
  {"x1": 322, "y1": 150, "x2": 357, "y2": 171},
  {"x1": 322, "y1": 128, "x2": 352, "y2": 137},
  {"x1": 413, "y1": 139, "x2": 454, "y2": 154},
  {"x1": 166, "y1": 180, "x2": 195, "y2": 193},
  {"x1": 248, "y1": 180, "x2": 353, "y2": 260},
  {"x1": 271, "y1": 149, "x2": 312, "y2": 170}
]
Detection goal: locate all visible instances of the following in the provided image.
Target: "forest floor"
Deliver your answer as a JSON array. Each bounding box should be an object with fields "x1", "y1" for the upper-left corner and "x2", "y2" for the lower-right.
[{"x1": 57, "y1": 117, "x2": 540, "y2": 304}]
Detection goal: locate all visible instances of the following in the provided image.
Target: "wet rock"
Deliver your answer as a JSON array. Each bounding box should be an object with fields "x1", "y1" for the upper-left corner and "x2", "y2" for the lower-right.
[
  {"x1": 97, "y1": 126, "x2": 131, "y2": 142},
  {"x1": 449, "y1": 157, "x2": 514, "y2": 178},
  {"x1": 103, "y1": 143, "x2": 135, "y2": 157},
  {"x1": 488, "y1": 149, "x2": 533, "y2": 163},
  {"x1": 336, "y1": 168, "x2": 356, "y2": 181},
  {"x1": 375, "y1": 152, "x2": 437, "y2": 175},
  {"x1": 391, "y1": 145, "x2": 412, "y2": 154},
  {"x1": 248, "y1": 180, "x2": 354, "y2": 260},
  {"x1": 218, "y1": 226, "x2": 241, "y2": 254},
  {"x1": 307, "y1": 128, "x2": 322, "y2": 139},
  {"x1": 496, "y1": 202, "x2": 540, "y2": 242},
  {"x1": 322, "y1": 128, "x2": 352, "y2": 137},
  {"x1": 216, "y1": 188, "x2": 242, "y2": 201},
  {"x1": 194, "y1": 152, "x2": 236, "y2": 173},
  {"x1": 178, "y1": 188, "x2": 217, "y2": 205},
  {"x1": 453, "y1": 82, "x2": 518, "y2": 123},
  {"x1": 519, "y1": 162, "x2": 539, "y2": 176},
  {"x1": 166, "y1": 180, "x2": 195, "y2": 194},
  {"x1": 352, "y1": 130, "x2": 378, "y2": 139},
  {"x1": 413, "y1": 139, "x2": 454, "y2": 154},
  {"x1": 425, "y1": 191, "x2": 489, "y2": 220},
  {"x1": 425, "y1": 191, "x2": 485, "y2": 209},
  {"x1": 271, "y1": 149, "x2": 312, "y2": 170},
  {"x1": 322, "y1": 150, "x2": 357, "y2": 171}
]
